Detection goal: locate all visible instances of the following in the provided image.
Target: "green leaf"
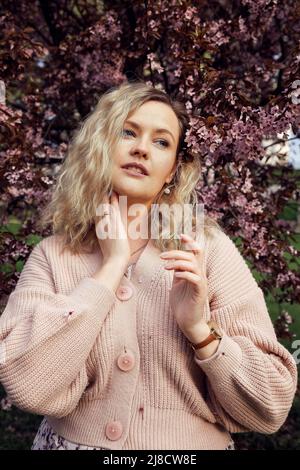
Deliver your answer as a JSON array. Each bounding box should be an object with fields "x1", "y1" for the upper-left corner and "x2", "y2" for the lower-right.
[
  {"x1": 0, "y1": 263, "x2": 14, "y2": 274},
  {"x1": 1, "y1": 221, "x2": 22, "y2": 235},
  {"x1": 15, "y1": 260, "x2": 25, "y2": 272},
  {"x1": 25, "y1": 234, "x2": 43, "y2": 246}
]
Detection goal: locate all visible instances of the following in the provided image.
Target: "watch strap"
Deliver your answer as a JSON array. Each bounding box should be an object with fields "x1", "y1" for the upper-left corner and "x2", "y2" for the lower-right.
[{"x1": 189, "y1": 322, "x2": 222, "y2": 351}]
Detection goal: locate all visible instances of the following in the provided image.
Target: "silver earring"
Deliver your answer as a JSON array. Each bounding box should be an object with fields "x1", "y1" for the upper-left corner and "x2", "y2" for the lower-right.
[{"x1": 164, "y1": 186, "x2": 171, "y2": 195}]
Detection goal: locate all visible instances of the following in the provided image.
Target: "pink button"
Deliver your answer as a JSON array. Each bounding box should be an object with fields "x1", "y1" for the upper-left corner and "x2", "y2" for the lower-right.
[
  {"x1": 105, "y1": 420, "x2": 123, "y2": 441},
  {"x1": 117, "y1": 351, "x2": 135, "y2": 371},
  {"x1": 116, "y1": 285, "x2": 133, "y2": 301}
]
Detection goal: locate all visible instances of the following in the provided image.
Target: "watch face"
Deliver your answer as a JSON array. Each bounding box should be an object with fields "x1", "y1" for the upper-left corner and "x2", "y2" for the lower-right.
[{"x1": 208, "y1": 320, "x2": 223, "y2": 338}]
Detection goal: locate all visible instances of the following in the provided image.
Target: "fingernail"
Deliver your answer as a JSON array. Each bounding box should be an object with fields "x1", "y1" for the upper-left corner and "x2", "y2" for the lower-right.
[{"x1": 160, "y1": 253, "x2": 167, "y2": 258}]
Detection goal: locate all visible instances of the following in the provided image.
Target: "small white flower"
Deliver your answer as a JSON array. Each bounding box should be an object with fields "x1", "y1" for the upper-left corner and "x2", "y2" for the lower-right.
[{"x1": 1, "y1": 396, "x2": 12, "y2": 411}]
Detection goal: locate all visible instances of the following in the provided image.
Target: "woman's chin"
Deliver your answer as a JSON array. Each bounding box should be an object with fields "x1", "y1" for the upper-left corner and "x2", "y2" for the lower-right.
[{"x1": 114, "y1": 187, "x2": 148, "y2": 199}]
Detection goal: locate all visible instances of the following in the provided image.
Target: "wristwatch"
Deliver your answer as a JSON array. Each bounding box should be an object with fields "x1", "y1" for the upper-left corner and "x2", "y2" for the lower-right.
[{"x1": 189, "y1": 320, "x2": 223, "y2": 351}]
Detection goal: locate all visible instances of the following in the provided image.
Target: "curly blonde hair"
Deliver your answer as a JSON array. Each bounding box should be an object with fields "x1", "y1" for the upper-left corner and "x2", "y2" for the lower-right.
[{"x1": 38, "y1": 80, "x2": 222, "y2": 254}]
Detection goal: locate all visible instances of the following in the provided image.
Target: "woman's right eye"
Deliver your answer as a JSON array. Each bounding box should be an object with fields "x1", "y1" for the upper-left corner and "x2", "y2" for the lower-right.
[{"x1": 122, "y1": 129, "x2": 135, "y2": 137}]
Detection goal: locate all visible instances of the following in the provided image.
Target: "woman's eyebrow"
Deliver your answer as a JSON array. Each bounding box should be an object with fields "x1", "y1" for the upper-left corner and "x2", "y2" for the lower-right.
[{"x1": 125, "y1": 119, "x2": 175, "y2": 143}]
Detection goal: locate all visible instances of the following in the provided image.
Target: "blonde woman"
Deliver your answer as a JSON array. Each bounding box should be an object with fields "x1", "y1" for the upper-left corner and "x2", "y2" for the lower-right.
[{"x1": 0, "y1": 81, "x2": 297, "y2": 450}]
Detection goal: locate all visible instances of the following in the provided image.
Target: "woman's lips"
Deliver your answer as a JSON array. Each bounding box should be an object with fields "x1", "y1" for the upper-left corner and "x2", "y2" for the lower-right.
[{"x1": 122, "y1": 167, "x2": 148, "y2": 178}]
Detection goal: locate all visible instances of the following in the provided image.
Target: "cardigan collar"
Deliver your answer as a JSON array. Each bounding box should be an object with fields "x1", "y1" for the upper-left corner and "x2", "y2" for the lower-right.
[
  {"x1": 77, "y1": 238, "x2": 166, "y2": 292},
  {"x1": 73, "y1": 233, "x2": 211, "y2": 321}
]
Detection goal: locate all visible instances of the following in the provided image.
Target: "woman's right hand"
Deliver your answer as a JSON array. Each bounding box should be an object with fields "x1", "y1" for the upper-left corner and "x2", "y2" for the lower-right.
[{"x1": 94, "y1": 190, "x2": 131, "y2": 267}]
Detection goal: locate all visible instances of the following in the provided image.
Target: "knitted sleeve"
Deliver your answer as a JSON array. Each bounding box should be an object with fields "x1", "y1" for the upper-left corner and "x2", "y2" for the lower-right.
[
  {"x1": 194, "y1": 229, "x2": 298, "y2": 434},
  {"x1": 0, "y1": 239, "x2": 116, "y2": 418}
]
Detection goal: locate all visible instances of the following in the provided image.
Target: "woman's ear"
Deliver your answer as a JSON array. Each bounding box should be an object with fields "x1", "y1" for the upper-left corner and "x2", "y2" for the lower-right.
[{"x1": 166, "y1": 162, "x2": 178, "y2": 184}]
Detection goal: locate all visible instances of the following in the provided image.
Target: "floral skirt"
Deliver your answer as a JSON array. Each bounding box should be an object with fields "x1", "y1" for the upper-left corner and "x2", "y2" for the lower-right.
[{"x1": 31, "y1": 417, "x2": 235, "y2": 450}]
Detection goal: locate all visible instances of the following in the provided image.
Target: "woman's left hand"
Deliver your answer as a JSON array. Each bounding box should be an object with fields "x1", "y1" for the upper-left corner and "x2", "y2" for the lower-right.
[{"x1": 160, "y1": 233, "x2": 209, "y2": 339}]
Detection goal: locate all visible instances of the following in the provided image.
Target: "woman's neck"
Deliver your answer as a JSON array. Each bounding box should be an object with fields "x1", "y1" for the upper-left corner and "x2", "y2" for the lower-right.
[{"x1": 126, "y1": 202, "x2": 150, "y2": 252}]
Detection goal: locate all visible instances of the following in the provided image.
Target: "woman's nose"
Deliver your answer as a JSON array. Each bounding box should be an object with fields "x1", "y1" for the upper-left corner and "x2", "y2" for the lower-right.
[{"x1": 131, "y1": 138, "x2": 150, "y2": 156}]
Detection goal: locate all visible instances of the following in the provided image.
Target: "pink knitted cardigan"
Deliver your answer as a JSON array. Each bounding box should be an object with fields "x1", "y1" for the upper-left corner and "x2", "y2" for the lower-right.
[{"x1": 0, "y1": 228, "x2": 297, "y2": 450}]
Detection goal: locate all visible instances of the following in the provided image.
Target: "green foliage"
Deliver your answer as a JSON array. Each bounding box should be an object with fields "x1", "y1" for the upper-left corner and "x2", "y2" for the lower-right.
[
  {"x1": 25, "y1": 234, "x2": 43, "y2": 246},
  {"x1": 0, "y1": 217, "x2": 22, "y2": 236}
]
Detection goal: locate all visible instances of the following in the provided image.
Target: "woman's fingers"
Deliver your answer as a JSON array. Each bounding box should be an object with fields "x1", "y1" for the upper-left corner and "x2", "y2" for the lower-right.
[
  {"x1": 96, "y1": 193, "x2": 110, "y2": 219},
  {"x1": 160, "y1": 233, "x2": 202, "y2": 258},
  {"x1": 164, "y1": 260, "x2": 200, "y2": 274},
  {"x1": 181, "y1": 234, "x2": 206, "y2": 272},
  {"x1": 110, "y1": 190, "x2": 128, "y2": 240},
  {"x1": 180, "y1": 233, "x2": 202, "y2": 254},
  {"x1": 160, "y1": 233, "x2": 205, "y2": 277},
  {"x1": 160, "y1": 252, "x2": 193, "y2": 263},
  {"x1": 160, "y1": 249, "x2": 198, "y2": 261},
  {"x1": 173, "y1": 271, "x2": 201, "y2": 284},
  {"x1": 113, "y1": 191, "x2": 127, "y2": 224}
]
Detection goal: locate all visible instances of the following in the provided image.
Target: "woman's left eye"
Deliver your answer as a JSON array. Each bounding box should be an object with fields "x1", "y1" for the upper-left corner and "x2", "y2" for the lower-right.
[{"x1": 157, "y1": 140, "x2": 169, "y2": 147}]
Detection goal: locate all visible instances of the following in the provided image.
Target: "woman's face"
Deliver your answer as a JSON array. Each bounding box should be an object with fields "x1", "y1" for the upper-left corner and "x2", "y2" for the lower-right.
[{"x1": 111, "y1": 100, "x2": 180, "y2": 209}]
